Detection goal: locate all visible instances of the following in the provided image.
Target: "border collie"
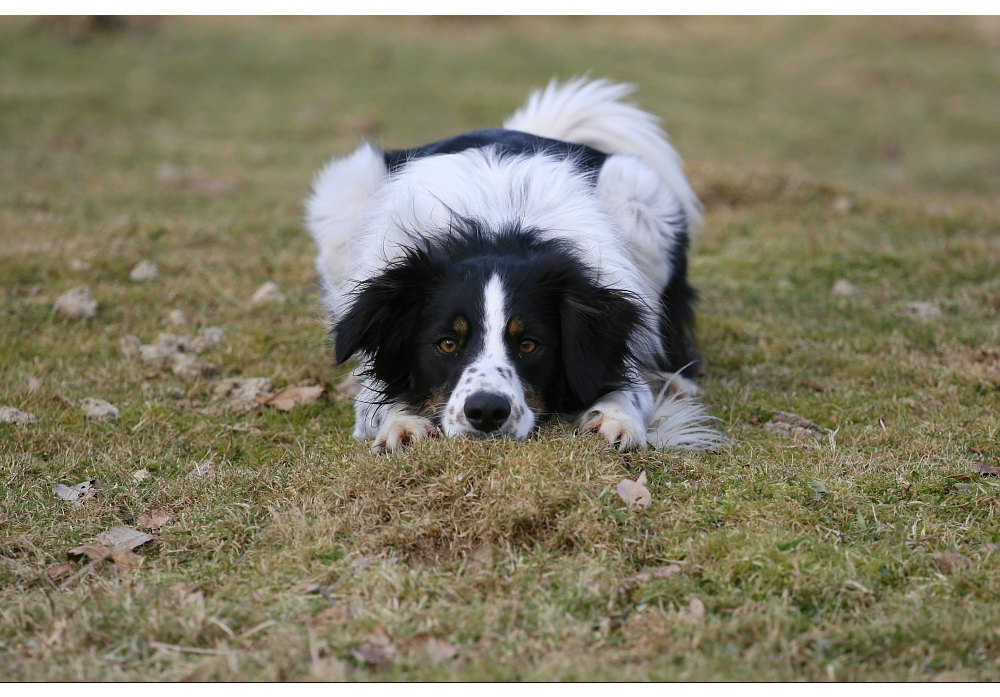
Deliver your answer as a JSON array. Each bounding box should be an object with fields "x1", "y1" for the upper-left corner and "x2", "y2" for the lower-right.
[{"x1": 305, "y1": 78, "x2": 723, "y2": 453}]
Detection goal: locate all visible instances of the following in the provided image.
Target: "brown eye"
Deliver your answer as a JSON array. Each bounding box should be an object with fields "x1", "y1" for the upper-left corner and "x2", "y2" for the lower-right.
[
  {"x1": 519, "y1": 339, "x2": 538, "y2": 354},
  {"x1": 438, "y1": 338, "x2": 458, "y2": 354}
]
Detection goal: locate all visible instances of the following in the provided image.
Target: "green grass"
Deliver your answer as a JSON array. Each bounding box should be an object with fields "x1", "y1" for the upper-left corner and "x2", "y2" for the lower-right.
[{"x1": 2, "y1": 16, "x2": 999, "y2": 681}]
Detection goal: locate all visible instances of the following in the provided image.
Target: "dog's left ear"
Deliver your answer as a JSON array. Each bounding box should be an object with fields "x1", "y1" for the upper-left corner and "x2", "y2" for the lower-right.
[{"x1": 559, "y1": 286, "x2": 643, "y2": 408}]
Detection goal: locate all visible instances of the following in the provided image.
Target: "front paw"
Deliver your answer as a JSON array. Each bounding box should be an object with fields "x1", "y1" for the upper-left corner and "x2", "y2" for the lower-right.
[
  {"x1": 371, "y1": 414, "x2": 439, "y2": 454},
  {"x1": 577, "y1": 407, "x2": 647, "y2": 452}
]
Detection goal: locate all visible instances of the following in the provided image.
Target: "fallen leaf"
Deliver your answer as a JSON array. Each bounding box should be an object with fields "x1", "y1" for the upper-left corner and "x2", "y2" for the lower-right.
[
  {"x1": 931, "y1": 550, "x2": 972, "y2": 573},
  {"x1": 46, "y1": 563, "x2": 75, "y2": 581},
  {"x1": 972, "y1": 462, "x2": 1000, "y2": 477},
  {"x1": 136, "y1": 509, "x2": 170, "y2": 529},
  {"x1": 403, "y1": 633, "x2": 458, "y2": 664},
  {"x1": 0, "y1": 405, "x2": 37, "y2": 424},
  {"x1": 81, "y1": 397, "x2": 119, "y2": 421},
  {"x1": 68, "y1": 544, "x2": 111, "y2": 561},
  {"x1": 351, "y1": 625, "x2": 396, "y2": 667},
  {"x1": 311, "y1": 606, "x2": 351, "y2": 626},
  {"x1": 763, "y1": 411, "x2": 825, "y2": 439},
  {"x1": 617, "y1": 471, "x2": 651, "y2": 509},
  {"x1": 53, "y1": 479, "x2": 106, "y2": 503},
  {"x1": 170, "y1": 353, "x2": 218, "y2": 381},
  {"x1": 110, "y1": 547, "x2": 144, "y2": 570},
  {"x1": 256, "y1": 383, "x2": 325, "y2": 411},
  {"x1": 54, "y1": 285, "x2": 97, "y2": 320},
  {"x1": 96, "y1": 526, "x2": 153, "y2": 550}
]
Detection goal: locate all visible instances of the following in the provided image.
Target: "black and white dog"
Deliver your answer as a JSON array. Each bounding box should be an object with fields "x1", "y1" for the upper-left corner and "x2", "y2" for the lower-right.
[{"x1": 305, "y1": 78, "x2": 722, "y2": 453}]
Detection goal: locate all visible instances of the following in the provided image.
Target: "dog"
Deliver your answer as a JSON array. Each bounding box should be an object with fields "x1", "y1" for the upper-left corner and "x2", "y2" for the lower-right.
[{"x1": 305, "y1": 77, "x2": 723, "y2": 453}]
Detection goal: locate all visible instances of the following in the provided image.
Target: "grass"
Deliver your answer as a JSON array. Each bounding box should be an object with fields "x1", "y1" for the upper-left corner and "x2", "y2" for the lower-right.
[{"x1": 1, "y1": 16, "x2": 999, "y2": 681}]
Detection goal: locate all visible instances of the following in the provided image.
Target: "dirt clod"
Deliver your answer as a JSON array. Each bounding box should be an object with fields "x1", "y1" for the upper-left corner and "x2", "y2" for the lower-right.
[
  {"x1": 0, "y1": 406, "x2": 37, "y2": 424},
  {"x1": 129, "y1": 260, "x2": 158, "y2": 282},
  {"x1": 54, "y1": 285, "x2": 97, "y2": 319},
  {"x1": 763, "y1": 411, "x2": 825, "y2": 439},
  {"x1": 931, "y1": 550, "x2": 973, "y2": 573},
  {"x1": 81, "y1": 397, "x2": 119, "y2": 421}
]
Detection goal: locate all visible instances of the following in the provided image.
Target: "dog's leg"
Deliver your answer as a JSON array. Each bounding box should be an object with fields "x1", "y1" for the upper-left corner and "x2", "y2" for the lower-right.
[
  {"x1": 353, "y1": 379, "x2": 438, "y2": 454},
  {"x1": 576, "y1": 383, "x2": 653, "y2": 452}
]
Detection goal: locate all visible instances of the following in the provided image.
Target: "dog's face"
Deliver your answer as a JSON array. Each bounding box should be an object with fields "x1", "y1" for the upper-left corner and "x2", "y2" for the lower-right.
[{"x1": 334, "y1": 229, "x2": 644, "y2": 439}]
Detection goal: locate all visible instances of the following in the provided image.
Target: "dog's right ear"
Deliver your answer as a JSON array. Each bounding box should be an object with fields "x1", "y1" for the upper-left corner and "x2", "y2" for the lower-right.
[{"x1": 334, "y1": 249, "x2": 439, "y2": 393}]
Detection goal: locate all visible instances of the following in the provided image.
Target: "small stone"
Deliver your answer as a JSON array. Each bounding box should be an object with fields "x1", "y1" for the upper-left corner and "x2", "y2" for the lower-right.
[
  {"x1": 832, "y1": 279, "x2": 858, "y2": 297},
  {"x1": 931, "y1": 550, "x2": 972, "y2": 574},
  {"x1": 763, "y1": 411, "x2": 825, "y2": 439},
  {"x1": 901, "y1": 301, "x2": 943, "y2": 321},
  {"x1": 0, "y1": 406, "x2": 37, "y2": 424},
  {"x1": 250, "y1": 281, "x2": 285, "y2": 306},
  {"x1": 168, "y1": 309, "x2": 187, "y2": 327},
  {"x1": 170, "y1": 353, "x2": 218, "y2": 381},
  {"x1": 54, "y1": 285, "x2": 97, "y2": 320},
  {"x1": 190, "y1": 326, "x2": 225, "y2": 353},
  {"x1": 81, "y1": 397, "x2": 119, "y2": 421},
  {"x1": 212, "y1": 377, "x2": 273, "y2": 413},
  {"x1": 119, "y1": 335, "x2": 142, "y2": 359},
  {"x1": 832, "y1": 196, "x2": 854, "y2": 214},
  {"x1": 129, "y1": 260, "x2": 158, "y2": 282}
]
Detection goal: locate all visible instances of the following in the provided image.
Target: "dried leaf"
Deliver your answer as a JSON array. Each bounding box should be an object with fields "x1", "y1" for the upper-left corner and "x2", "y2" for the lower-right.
[
  {"x1": 256, "y1": 384, "x2": 324, "y2": 411},
  {"x1": 617, "y1": 471, "x2": 651, "y2": 509},
  {"x1": 351, "y1": 625, "x2": 396, "y2": 667},
  {"x1": 403, "y1": 633, "x2": 458, "y2": 664},
  {"x1": 96, "y1": 526, "x2": 153, "y2": 550},
  {"x1": 212, "y1": 377, "x2": 273, "y2": 414},
  {"x1": 311, "y1": 606, "x2": 351, "y2": 626},
  {"x1": 972, "y1": 462, "x2": 1000, "y2": 477},
  {"x1": 68, "y1": 544, "x2": 110, "y2": 561},
  {"x1": 110, "y1": 548, "x2": 144, "y2": 570},
  {"x1": 931, "y1": 550, "x2": 972, "y2": 574},
  {"x1": 46, "y1": 563, "x2": 76, "y2": 581},
  {"x1": 53, "y1": 479, "x2": 105, "y2": 503},
  {"x1": 136, "y1": 509, "x2": 170, "y2": 529}
]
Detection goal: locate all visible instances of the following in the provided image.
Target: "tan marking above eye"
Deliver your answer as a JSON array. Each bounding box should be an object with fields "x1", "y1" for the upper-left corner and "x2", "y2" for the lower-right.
[
  {"x1": 508, "y1": 317, "x2": 524, "y2": 336},
  {"x1": 453, "y1": 316, "x2": 469, "y2": 336},
  {"x1": 438, "y1": 338, "x2": 458, "y2": 353},
  {"x1": 519, "y1": 338, "x2": 538, "y2": 354}
]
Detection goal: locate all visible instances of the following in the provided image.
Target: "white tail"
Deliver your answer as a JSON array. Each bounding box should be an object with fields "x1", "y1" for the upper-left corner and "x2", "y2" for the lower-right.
[{"x1": 504, "y1": 77, "x2": 701, "y2": 227}]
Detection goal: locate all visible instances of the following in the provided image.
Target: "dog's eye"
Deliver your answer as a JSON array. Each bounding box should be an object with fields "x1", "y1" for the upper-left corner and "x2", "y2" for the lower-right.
[
  {"x1": 438, "y1": 338, "x2": 458, "y2": 354},
  {"x1": 519, "y1": 339, "x2": 538, "y2": 354}
]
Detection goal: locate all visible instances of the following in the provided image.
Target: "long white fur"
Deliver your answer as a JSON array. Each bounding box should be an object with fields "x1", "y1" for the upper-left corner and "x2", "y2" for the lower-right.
[
  {"x1": 504, "y1": 76, "x2": 702, "y2": 227},
  {"x1": 305, "y1": 77, "x2": 722, "y2": 451}
]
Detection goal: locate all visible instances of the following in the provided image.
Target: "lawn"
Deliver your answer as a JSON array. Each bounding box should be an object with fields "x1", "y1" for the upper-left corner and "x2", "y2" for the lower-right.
[{"x1": 1, "y1": 16, "x2": 999, "y2": 681}]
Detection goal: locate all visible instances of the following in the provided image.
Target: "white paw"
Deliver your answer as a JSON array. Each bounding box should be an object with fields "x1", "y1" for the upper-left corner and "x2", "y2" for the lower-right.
[
  {"x1": 577, "y1": 406, "x2": 647, "y2": 452},
  {"x1": 371, "y1": 414, "x2": 439, "y2": 454}
]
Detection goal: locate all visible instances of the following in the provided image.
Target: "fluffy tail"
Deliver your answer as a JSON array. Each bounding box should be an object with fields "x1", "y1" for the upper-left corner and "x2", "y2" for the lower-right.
[{"x1": 504, "y1": 76, "x2": 702, "y2": 227}]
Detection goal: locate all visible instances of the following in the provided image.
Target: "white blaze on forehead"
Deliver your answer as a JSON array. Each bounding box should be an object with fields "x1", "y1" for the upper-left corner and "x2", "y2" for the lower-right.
[
  {"x1": 481, "y1": 274, "x2": 508, "y2": 361},
  {"x1": 440, "y1": 272, "x2": 535, "y2": 439}
]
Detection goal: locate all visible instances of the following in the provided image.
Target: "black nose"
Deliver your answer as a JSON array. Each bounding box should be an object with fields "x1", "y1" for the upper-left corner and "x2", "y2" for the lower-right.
[{"x1": 463, "y1": 391, "x2": 511, "y2": 433}]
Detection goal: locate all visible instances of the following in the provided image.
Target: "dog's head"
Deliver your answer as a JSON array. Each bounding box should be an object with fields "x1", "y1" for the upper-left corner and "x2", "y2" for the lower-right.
[{"x1": 334, "y1": 225, "x2": 645, "y2": 439}]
